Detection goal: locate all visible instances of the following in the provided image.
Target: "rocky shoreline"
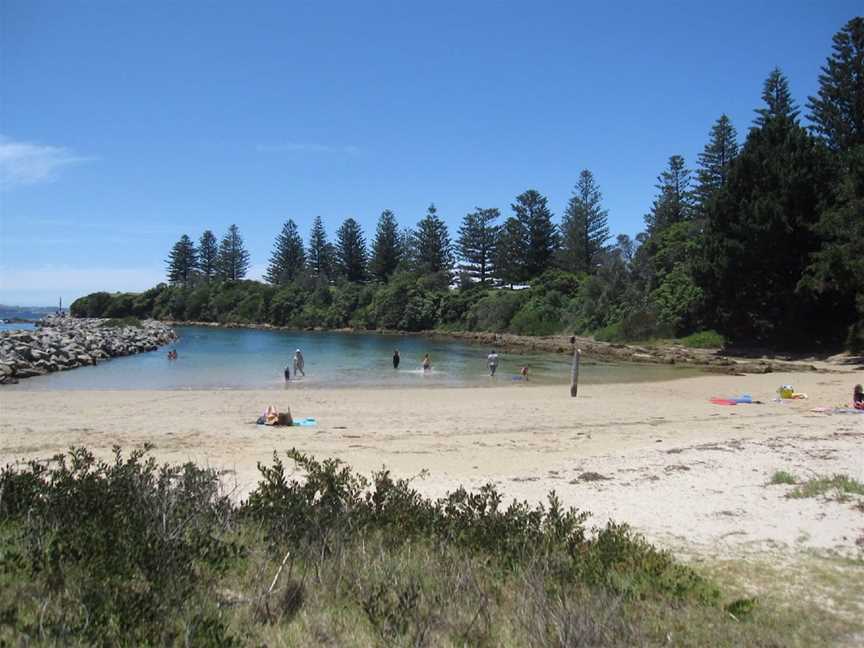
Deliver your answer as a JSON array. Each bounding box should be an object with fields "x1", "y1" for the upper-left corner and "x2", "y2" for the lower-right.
[
  {"x1": 0, "y1": 317, "x2": 176, "y2": 384},
  {"x1": 434, "y1": 331, "x2": 822, "y2": 374}
]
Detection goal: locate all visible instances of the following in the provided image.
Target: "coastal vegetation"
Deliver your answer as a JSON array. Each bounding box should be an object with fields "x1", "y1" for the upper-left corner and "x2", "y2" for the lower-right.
[
  {"x1": 72, "y1": 17, "x2": 864, "y2": 351},
  {"x1": 1, "y1": 447, "x2": 856, "y2": 646}
]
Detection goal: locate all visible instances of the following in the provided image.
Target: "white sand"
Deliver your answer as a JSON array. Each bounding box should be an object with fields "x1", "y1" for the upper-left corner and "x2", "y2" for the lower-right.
[{"x1": 2, "y1": 369, "x2": 863, "y2": 558}]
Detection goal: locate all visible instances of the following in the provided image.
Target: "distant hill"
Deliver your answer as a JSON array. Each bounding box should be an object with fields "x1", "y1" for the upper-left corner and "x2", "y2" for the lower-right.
[{"x1": 0, "y1": 305, "x2": 61, "y2": 321}]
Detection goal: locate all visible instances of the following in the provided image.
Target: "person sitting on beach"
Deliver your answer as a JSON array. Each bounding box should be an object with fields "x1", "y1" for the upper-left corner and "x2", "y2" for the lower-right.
[
  {"x1": 393, "y1": 349, "x2": 400, "y2": 369},
  {"x1": 422, "y1": 353, "x2": 431, "y2": 372},
  {"x1": 293, "y1": 349, "x2": 305, "y2": 377},
  {"x1": 854, "y1": 384, "x2": 864, "y2": 410},
  {"x1": 487, "y1": 349, "x2": 499, "y2": 376}
]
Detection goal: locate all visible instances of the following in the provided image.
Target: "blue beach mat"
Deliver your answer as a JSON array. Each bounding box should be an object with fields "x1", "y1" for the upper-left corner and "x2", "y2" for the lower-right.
[{"x1": 292, "y1": 417, "x2": 318, "y2": 427}]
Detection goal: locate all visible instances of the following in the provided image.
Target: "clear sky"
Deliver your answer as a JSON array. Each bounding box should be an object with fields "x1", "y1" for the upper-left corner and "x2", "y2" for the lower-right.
[{"x1": 0, "y1": 1, "x2": 859, "y2": 306}]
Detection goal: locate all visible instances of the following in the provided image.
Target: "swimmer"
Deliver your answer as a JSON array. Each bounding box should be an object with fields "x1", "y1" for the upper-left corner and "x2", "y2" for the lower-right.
[
  {"x1": 422, "y1": 353, "x2": 431, "y2": 372},
  {"x1": 393, "y1": 349, "x2": 400, "y2": 369}
]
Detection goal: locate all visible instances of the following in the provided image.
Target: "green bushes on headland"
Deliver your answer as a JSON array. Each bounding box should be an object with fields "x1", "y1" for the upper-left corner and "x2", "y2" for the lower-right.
[
  {"x1": 2, "y1": 446, "x2": 848, "y2": 646},
  {"x1": 72, "y1": 269, "x2": 655, "y2": 339}
]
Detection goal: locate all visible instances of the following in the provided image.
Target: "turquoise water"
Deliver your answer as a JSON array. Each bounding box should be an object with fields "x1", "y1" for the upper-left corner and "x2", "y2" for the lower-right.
[{"x1": 5, "y1": 325, "x2": 698, "y2": 390}]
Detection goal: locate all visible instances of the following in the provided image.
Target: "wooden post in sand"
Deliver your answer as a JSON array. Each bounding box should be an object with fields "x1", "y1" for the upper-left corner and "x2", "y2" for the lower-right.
[{"x1": 570, "y1": 347, "x2": 581, "y2": 397}]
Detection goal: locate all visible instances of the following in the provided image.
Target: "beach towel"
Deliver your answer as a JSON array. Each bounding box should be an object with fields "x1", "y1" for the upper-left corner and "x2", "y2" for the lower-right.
[
  {"x1": 292, "y1": 417, "x2": 317, "y2": 427},
  {"x1": 710, "y1": 395, "x2": 754, "y2": 406},
  {"x1": 710, "y1": 397, "x2": 737, "y2": 405}
]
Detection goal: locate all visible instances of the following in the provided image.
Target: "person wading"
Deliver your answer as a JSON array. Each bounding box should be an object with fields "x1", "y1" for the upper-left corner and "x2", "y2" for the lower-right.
[{"x1": 293, "y1": 349, "x2": 305, "y2": 377}]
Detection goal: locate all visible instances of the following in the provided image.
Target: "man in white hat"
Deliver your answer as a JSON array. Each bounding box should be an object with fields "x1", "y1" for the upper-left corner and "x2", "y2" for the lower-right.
[{"x1": 293, "y1": 348, "x2": 305, "y2": 377}]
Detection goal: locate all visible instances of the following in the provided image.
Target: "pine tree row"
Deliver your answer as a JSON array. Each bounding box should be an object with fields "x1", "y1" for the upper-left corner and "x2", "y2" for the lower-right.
[{"x1": 165, "y1": 224, "x2": 249, "y2": 287}]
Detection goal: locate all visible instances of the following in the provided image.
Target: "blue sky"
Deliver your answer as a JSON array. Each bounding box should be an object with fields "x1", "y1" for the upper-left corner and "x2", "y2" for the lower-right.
[{"x1": 0, "y1": 1, "x2": 859, "y2": 306}]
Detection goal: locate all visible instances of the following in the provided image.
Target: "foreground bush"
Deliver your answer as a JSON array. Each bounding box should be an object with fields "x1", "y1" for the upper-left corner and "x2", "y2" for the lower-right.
[{"x1": 0, "y1": 447, "x2": 851, "y2": 646}]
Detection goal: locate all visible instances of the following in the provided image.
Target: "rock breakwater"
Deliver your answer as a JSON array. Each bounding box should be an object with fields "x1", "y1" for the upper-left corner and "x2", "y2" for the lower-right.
[{"x1": 0, "y1": 317, "x2": 176, "y2": 384}]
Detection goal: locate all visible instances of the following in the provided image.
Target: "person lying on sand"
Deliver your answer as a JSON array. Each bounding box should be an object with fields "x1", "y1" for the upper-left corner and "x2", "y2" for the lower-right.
[{"x1": 258, "y1": 405, "x2": 293, "y2": 426}]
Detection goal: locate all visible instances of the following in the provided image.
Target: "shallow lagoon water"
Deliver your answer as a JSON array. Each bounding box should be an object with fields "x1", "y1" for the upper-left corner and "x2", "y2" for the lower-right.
[
  {"x1": 7, "y1": 325, "x2": 699, "y2": 390},
  {"x1": 0, "y1": 322, "x2": 36, "y2": 332}
]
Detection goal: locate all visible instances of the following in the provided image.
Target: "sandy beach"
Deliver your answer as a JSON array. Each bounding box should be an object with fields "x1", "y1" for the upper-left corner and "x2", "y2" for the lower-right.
[{"x1": 2, "y1": 368, "x2": 863, "y2": 562}]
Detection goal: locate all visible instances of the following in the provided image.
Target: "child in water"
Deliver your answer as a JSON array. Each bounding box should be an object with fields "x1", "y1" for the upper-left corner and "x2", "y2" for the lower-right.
[{"x1": 422, "y1": 353, "x2": 431, "y2": 372}]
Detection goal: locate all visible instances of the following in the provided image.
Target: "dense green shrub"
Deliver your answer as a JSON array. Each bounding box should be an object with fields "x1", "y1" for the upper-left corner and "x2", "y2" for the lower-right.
[
  {"x1": 243, "y1": 449, "x2": 718, "y2": 603},
  {"x1": 70, "y1": 291, "x2": 113, "y2": 317},
  {"x1": 466, "y1": 289, "x2": 527, "y2": 331},
  {"x1": 680, "y1": 329, "x2": 726, "y2": 348},
  {"x1": 649, "y1": 266, "x2": 704, "y2": 335},
  {"x1": 0, "y1": 447, "x2": 239, "y2": 644}
]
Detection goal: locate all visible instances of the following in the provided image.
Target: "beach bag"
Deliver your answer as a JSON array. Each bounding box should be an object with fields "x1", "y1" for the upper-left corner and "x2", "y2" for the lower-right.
[{"x1": 278, "y1": 410, "x2": 293, "y2": 426}]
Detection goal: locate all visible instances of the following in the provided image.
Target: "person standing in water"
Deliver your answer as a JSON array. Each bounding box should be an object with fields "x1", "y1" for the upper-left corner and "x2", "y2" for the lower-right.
[
  {"x1": 487, "y1": 349, "x2": 499, "y2": 377},
  {"x1": 393, "y1": 349, "x2": 400, "y2": 369},
  {"x1": 284, "y1": 365, "x2": 290, "y2": 382},
  {"x1": 293, "y1": 349, "x2": 305, "y2": 377},
  {"x1": 422, "y1": 353, "x2": 431, "y2": 372}
]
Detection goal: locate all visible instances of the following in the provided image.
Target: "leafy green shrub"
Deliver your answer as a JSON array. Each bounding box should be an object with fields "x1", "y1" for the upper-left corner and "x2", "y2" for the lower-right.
[
  {"x1": 508, "y1": 301, "x2": 562, "y2": 335},
  {"x1": 620, "y1": 307, "x2": 673, "y2": 342},
  {"x1": 594, "y1": 322, "x2": 625, "y2": 342},
  {"x1": 649, "y1": 265, "x2": 704, "y2": 335},
  {"x1": 243, "y1": 449, "x2": 716, "y2": 603},
  {"x1": 70, "y1": 291, "x2": 113, "y2": 318},
  {"x1": 369, "y1": 274, "x2": 415, "y2": 329},
  {"x1": 466, "y1": 289, "x2": 527, "y2": 332},
  {"x1": 0, "y1": 447, "x2": 239, "y2": 644},
  {"x1": 768, "y1": 470, "x2": 797, "y2": 485},
  {"x1": 787, "y1": 474, "x2": 864, "y2": 500},
  {"x1": 680, "y1": 329, "x2": 726, "y2": 348},
  {"x1": 103, "y1": 292, "x2": 137, "y2": 318}
]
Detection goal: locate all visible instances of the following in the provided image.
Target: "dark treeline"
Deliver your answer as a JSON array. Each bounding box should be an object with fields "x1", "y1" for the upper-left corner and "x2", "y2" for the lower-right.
[{"x1": 74, "y1": 18, "x2": 864, "y2": 349}]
